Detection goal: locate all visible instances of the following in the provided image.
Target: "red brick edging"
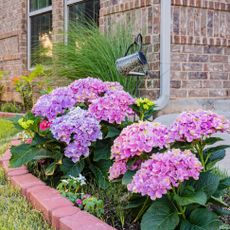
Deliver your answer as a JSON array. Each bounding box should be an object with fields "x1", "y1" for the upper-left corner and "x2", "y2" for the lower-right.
[{"x1": 0, "y1": 140, "x2": 115, "y2": 230}]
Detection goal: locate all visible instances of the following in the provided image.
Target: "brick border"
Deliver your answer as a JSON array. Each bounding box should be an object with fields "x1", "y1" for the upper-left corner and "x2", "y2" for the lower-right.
[
  {"x1": 0, "y1": 141, "x2": 115, "y2": 230},
  {"x1": 0, "y1": 112, "x2": 24, "y2": 118}
]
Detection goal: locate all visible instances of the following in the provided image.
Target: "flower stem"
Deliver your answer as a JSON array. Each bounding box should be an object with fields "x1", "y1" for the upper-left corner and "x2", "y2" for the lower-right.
[
  {"x1": 132, "y1": 197, "x2": 150, "y2": 223},
  {"x1": 171, "y1": 188, "x2": 186, "y2": 220},
  {"x1": 195, "y1": 142, "x2": 206, "y2": 171}
]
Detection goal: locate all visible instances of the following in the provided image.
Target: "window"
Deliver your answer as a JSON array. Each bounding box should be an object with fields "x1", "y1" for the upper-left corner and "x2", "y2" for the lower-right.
[
  {"x1": 65, "y1": 0, "x2": 100, "y2": 35},
  {"x1": 68, "y1": 0, "x2": 100, "y2": 25},
  {"x1": 28, "y1": 0, "x2": 52, "y2": 68}
]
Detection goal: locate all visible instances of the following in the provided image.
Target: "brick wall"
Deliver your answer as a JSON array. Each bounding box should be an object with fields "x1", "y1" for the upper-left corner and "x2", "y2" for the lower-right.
[
  {"x1": 100, "y1": 0, "x2": 161, "y2": 99},
  {"x1": 171, "y1": 0, "x2": 230, "y2": 104},
  {"x1": 0, "y1": 0, "x2": 26, "y2": 102}
]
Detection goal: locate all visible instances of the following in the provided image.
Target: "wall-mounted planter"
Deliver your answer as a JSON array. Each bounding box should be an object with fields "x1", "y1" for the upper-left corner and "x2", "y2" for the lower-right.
[{"x1": 0, "y1": 141, "x2": 115, "y2": 230}]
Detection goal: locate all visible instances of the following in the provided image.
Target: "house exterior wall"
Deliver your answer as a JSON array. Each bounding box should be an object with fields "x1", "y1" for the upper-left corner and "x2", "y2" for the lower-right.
[
  {"x1": 0, "y1": 0, "x2": 27, "y2": 101},
  {"x1": 0, "y1": 0, "x2": 230, "y2": 113}
]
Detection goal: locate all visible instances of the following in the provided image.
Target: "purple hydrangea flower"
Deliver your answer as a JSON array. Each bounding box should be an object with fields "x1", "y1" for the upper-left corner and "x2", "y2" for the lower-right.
[
  {"x1": 32, "y1": 87, "x2": 76, "y2": 121},
  {"x1": 88, "y1": 90, "x2": 135, "y2": 124},
  {"x1": 69, "y1": 77, "x2": 107, "y2": 103},
  {"x1": 169, "y1": 110, "x2": 230, "y2": 142},
  {"x1": 127, "y1": 149, "x2": 203, "y2": 200},
  {"x1": 50, "y1": 107, "x2": 102, "y2": 162},
  {"x1": 69, "y1": 77, "x2": 125, "y2": 104}
]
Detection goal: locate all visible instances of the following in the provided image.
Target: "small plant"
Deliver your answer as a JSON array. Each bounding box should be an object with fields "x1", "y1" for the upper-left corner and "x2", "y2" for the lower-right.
[
  {"x1": 57, "y1": 175, "x2": 104, "y2": 218},
  {"x1": 11, "y1": 65, "x2": 49, "y2": 111},
  {"x1": 0, "y1": 102, "x2": 22, "y2": 113}
]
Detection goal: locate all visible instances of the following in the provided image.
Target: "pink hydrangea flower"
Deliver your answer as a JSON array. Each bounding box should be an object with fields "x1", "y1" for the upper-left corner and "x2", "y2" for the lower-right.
[
  {"x1": 109, "y1": 160, "x2": 127, "y2": 180},
  {"x1": 127, "y1": 149, "x2": 203, "y2": 200},
  {"x1": 111, "y1": 121, "x2": 170, "y2": 162},
  {"x1": 39, "y1": 120, "x2": 51, "y2": 131},
  {"x1": 88, "y1": 90, "x2": 135, "y2": 124},
  {"x1": 169, "y1": 110, "x2": 230, "y2": 142}
]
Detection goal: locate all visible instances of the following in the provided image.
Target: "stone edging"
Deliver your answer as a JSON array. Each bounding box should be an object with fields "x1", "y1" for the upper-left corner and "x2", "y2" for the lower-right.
[{"x1": 0, "y1": 140, "x2": 115, "y2": 230}]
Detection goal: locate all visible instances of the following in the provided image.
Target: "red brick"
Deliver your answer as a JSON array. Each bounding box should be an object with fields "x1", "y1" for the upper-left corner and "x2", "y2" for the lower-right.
[
  {"x1": 11, "y1": 140, "x2": 21, "y2": 146},
  {"x1": 29, "y1": 188, "x2": 73, "y2": 222},
  {"x1": 51, "y1": 206, "x2": 80, "y2": 230},
  {"x1": 0, "y1": 149, "x2": 11, "y2": 162},
  {"x1": 59, "y1": 211, "x2": 115, "y2": 230},
  {"x1": 10, "y1": 174, "x2": 45, "y2": 195},
  {"x1": 7, "y1": 168, "x2": 28, "y2": 177}
]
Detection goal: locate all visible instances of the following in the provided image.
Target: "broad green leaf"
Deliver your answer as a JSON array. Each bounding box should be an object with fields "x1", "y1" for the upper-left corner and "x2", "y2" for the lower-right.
[
  {"x1": 171, "y1": 142, "x2": 193, "y2": 150},
  {"x1": 204, "y1": 137, "x2": 223, "y2": 145},
  {"x1": 94, "y1": 159, "x2": 112, "y2": 174},
  {"x1": 105, "y1": 126, "x2": 121, "y2": 138},
  {"x1": 173, "y1": 191, "x2": 207, "y2": 206},
  {"x1": 192, "y1": 172, "x2": 220, "y2": 198},
  {"x1": 122, "y1": 170, "x2": 136, "y2": 185},
  {"x1": 141, "y1": 198, "x2": 179, "y2": 230},
  {"x1": 124, "y1": 197, "x2": 147, "y2": 209},
  {"x1": 45, "y1": 162, "x2": 57, "y2": 176},
  {"x1": 93, "y1": 141, "x2": 111, "y2": 161},
  {"x1": 10, "y1": 144, "x2": 53, "y2": 168},
  {"x1": 60, "y1": 158, "x2": 85, "y2": 177},
  {"x1": 180, "y1": 208, "x2": 221, "y2": 230},
  {"x1": 32, "y1": 133, "x2": 50, "y2": 146},
  {"x1": 89, "y1": 164, "x2": 109, "y2": 189},
  {"x1": 218, "y1": 177, "x2": 230, "y2": 190},
  {"x1": 205, "y1": 150, "x2": 225, "y2": 169},
  {"x1": 204, "y1": 145, "x2": 230, "y2": 156}
]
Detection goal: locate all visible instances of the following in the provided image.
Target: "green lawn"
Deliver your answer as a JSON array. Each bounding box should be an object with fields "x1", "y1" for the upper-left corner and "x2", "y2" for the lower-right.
[{"x1": 0, "y1": 119, "x2": 52, "y2": 230}]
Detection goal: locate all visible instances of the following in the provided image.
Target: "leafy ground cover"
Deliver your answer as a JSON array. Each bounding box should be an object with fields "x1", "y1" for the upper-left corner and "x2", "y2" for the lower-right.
[{"x1": 0, "y1": 119, "x2": 52, "y2": 230}]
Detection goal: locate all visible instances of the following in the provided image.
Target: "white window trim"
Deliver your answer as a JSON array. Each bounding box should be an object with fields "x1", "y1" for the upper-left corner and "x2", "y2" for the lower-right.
[
  {"x1": 64, "y1": 0, "x2": 84, "y2": 43},
  {"x1": 27, "y1": 1, "x2": 52, "y2": 70}
]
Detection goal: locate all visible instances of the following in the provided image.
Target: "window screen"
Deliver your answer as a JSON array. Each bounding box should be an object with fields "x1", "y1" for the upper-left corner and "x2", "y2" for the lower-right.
[{"x1": 30, "y1": 0, "x2": 52, "y2": 12}]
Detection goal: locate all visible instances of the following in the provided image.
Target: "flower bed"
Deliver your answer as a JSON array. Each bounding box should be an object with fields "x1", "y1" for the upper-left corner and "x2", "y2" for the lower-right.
[{"x1": 8, "y1": 77, "x2": 230, "y2": 229}]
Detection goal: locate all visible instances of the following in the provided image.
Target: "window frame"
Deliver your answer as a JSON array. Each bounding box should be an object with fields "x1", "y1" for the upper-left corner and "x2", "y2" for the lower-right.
[
  {"x1": 27, "y1": 0, "x2": 52, "y2": 69},
  {"x1": 64, "y1": 0, "x2": 84, "y2": 43}
]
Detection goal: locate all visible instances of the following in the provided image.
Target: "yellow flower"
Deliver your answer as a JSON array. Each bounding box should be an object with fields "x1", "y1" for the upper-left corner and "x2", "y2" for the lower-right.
[{"x1": 18, "y1": 118, "x2": 34, "y2": 129}]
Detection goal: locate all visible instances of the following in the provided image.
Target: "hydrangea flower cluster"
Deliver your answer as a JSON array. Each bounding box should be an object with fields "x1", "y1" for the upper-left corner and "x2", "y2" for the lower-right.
[
  {"x1": 69, "y1": 77, "x2": 108, "y2": 103},
  {"x1": 111, "y1": 121, "x2": 170, "y2": 162},
  {"x1": 109, "y1": 121, "x2": 171, "y2": 180},
  {"x1": 128, "y1": 149, "x2": 203, "y2": 200},
  {"x1": 89, "y1": 90, "x2": 135, "y2": 124},
  {"x1": 169, "y1": 110, "x2": 230, "y2": 142},
  {"x1": 50, "y1": 107, "x2": 102, "y2": 162},
  {"x1": 32, "y1": 87, "x2": 76, "y2": 121},
  {"x1": 69, "y1": 77, "x2": 124, "y2": 104}
]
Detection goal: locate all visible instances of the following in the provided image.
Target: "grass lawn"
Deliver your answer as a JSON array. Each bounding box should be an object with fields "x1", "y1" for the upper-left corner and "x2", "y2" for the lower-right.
[{"x1": 0, "y1": 118, "x2": 52, "y2": 230}]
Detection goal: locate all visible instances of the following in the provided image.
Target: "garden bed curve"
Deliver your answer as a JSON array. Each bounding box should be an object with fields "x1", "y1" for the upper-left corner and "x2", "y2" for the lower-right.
[{"x1": 0, "y1": 140, "x2": 115, "y2": 230}]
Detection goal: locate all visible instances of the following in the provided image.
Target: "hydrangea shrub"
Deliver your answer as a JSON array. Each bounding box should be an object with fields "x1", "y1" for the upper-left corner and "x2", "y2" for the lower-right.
[
  {"x1": 109, "y1": 110, "x2": 230, "y2": 230},
  {"x1": 10, "y1": 77, "x2": 156, "y2": 189}
]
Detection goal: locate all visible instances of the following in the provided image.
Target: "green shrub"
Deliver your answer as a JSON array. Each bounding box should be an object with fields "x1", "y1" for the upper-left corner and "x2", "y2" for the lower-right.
[{"x1": 53, "y1": 22, "x2": 138, "y2": 95}]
